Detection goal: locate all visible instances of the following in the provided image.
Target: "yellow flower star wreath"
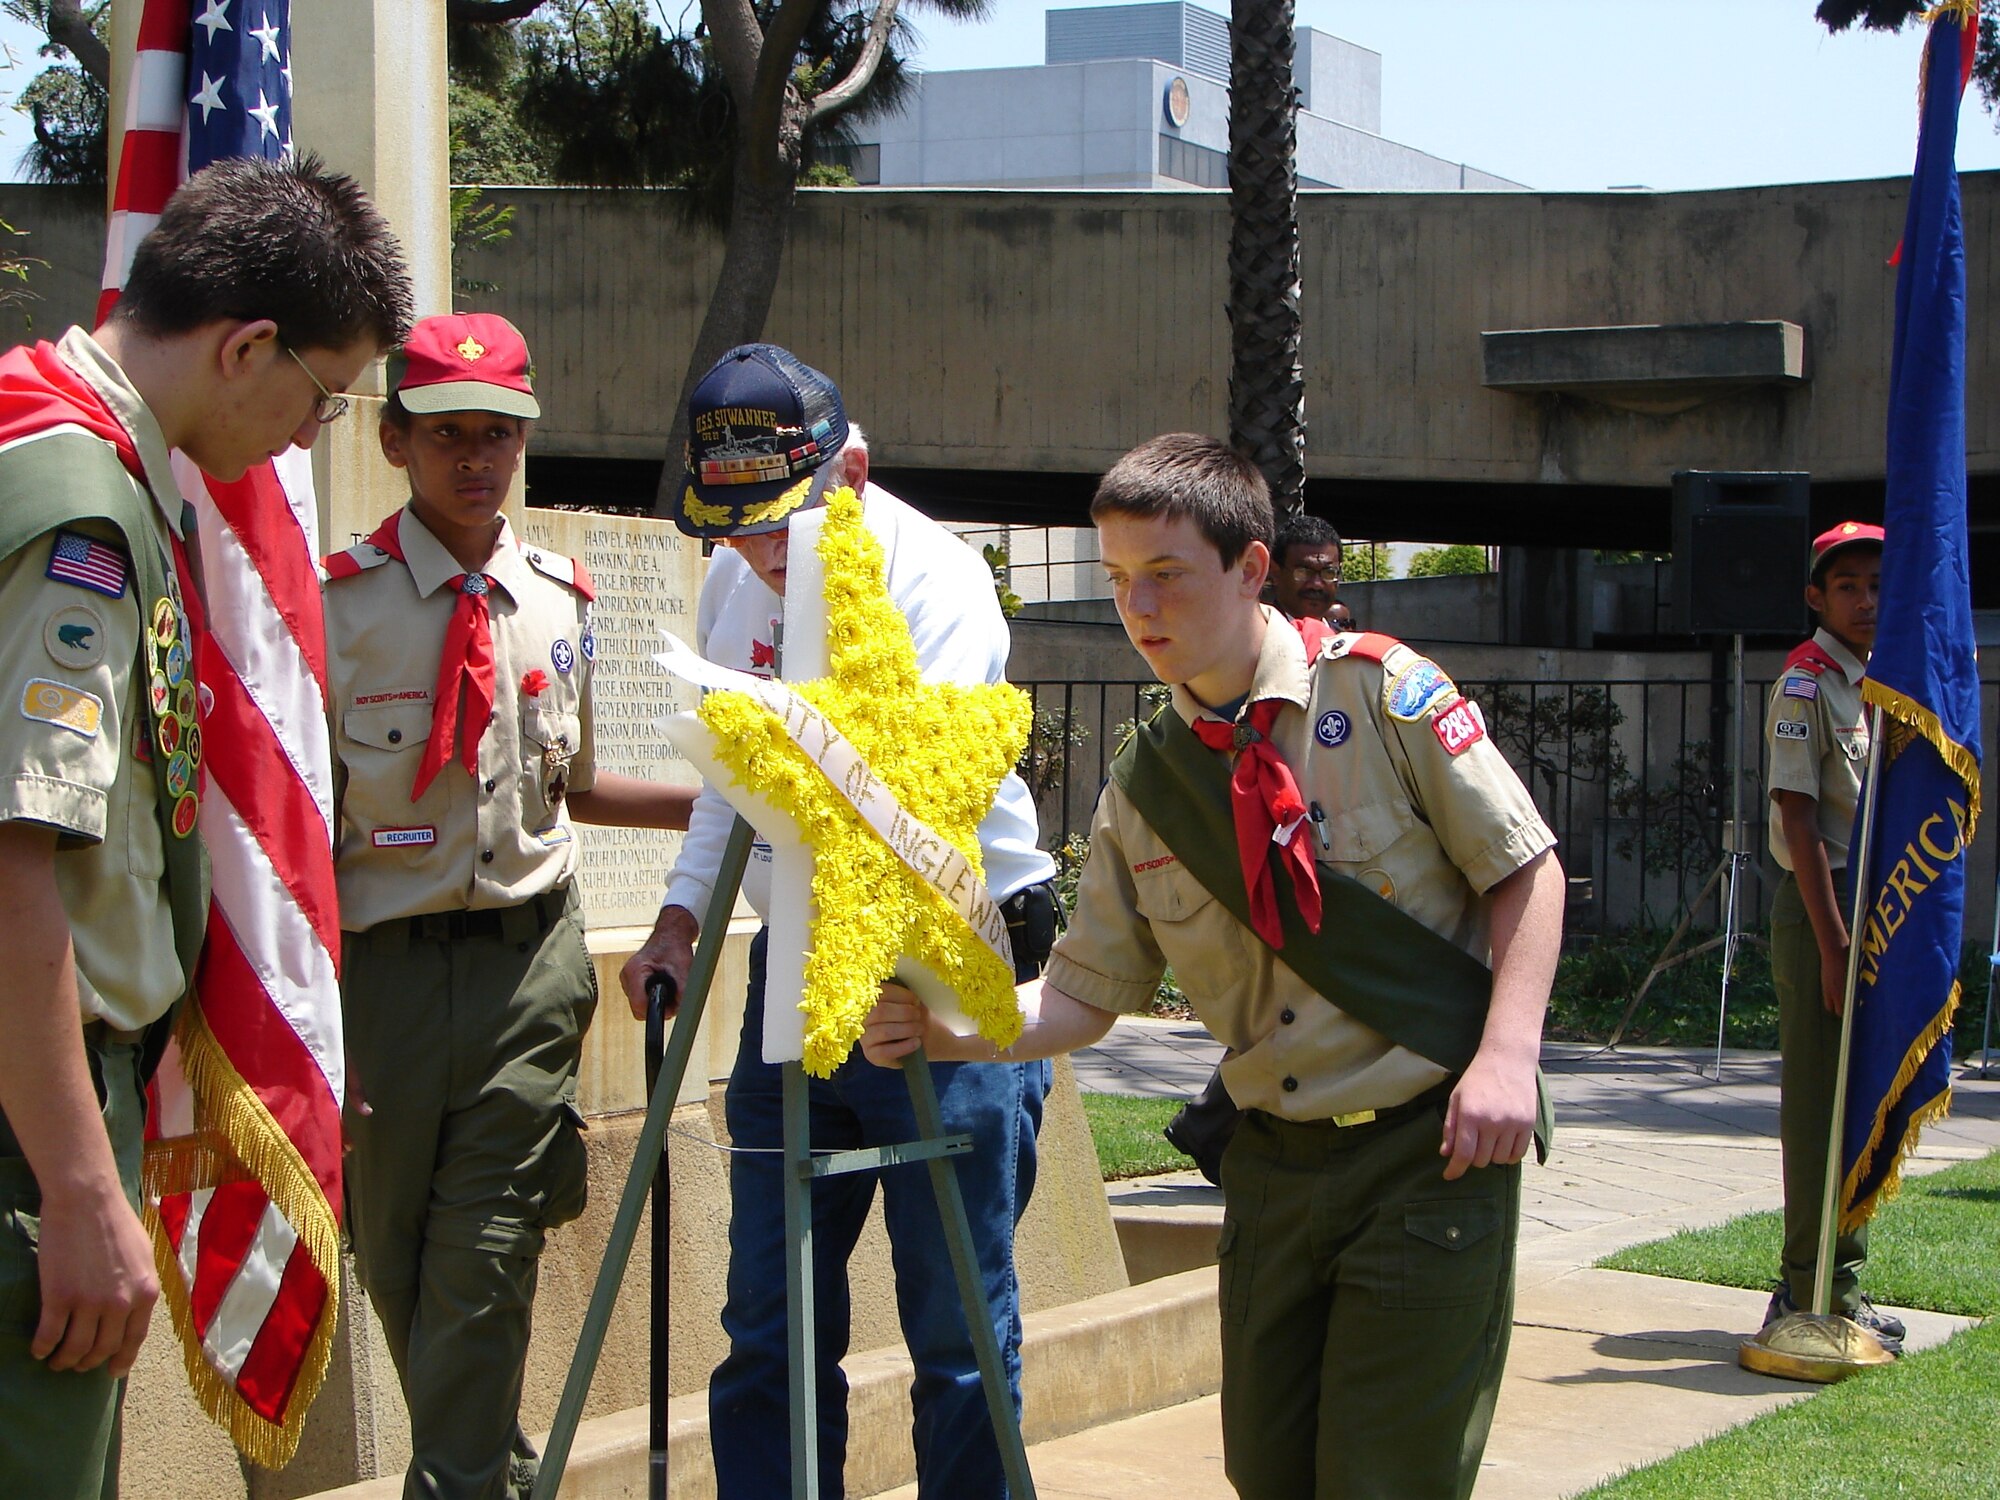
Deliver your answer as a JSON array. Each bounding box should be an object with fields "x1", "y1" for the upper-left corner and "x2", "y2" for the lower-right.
[{"x1": 696, "y1": 487, "x2": 1033, "y2": 1076}]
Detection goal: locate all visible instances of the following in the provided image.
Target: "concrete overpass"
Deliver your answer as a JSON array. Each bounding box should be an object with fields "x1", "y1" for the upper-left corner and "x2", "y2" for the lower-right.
[{"x1": 4, "y1": 175, "x2": 1993, "y2": 576}]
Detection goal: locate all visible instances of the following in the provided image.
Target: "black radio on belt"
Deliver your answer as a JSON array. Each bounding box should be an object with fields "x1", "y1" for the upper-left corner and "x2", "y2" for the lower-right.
[{"x1": 1002, "y1": 879, "x2": 1060, "y2": 983}]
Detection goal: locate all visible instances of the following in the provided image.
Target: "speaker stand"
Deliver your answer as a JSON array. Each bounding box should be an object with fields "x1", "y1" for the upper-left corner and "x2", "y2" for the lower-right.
[{"x1": 1605, "y1": 633, "x2": 1763, "y2": 1079}]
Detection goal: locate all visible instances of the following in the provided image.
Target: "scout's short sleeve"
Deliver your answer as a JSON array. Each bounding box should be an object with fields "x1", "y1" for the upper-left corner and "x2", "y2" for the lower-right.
[
  {"x1": 0, "y1": 532, "x2": 139, "y2": 842},
  {"x1": 1042, "y1": 783, "x2": 1170, "y2": 1015},
  {"x1": 1766, "y1": 676, "x2": 1822, "y2": 800},
  {"x1": 1379, "y1": 676, "x2": 1554, "y2": 896}
]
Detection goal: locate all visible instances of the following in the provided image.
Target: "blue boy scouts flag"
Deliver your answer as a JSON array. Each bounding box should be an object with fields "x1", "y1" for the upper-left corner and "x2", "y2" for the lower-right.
[{"x1": 1840, "y1": 2, "x2": 1985, "y2": 1233}]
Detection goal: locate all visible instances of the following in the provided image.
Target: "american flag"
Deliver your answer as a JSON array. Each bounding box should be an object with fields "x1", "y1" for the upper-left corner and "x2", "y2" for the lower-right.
[
  {"x1": 46, "y1": 530, "x2": 130, "y2": 597},
  {"x1": 102, "y1": 1, "x2": 346, "y2": 1468}
]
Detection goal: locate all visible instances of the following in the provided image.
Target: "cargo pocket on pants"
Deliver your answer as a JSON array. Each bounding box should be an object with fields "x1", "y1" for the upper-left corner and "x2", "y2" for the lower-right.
[
  {"x1": 1385, "y1": 1197, "x2": 1503, "y2": 1310},
  {"x1": 542, "y1": 1097, "x2": 591, "y2": 1231},
  {"x1": 1217, "y1": 1216, "x2": 1256, "y2": 1327}
]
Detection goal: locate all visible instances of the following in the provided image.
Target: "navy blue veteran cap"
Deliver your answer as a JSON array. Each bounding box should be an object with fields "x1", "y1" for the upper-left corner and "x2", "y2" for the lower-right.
[{"x1": 676, "y1": 343, "x2": 849, "y2": 538}]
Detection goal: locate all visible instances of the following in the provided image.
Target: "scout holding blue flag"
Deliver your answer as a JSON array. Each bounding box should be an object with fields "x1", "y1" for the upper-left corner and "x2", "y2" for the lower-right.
[{"x1": 1742, "y1": 0, "x2": 1983, "y2": 1384}]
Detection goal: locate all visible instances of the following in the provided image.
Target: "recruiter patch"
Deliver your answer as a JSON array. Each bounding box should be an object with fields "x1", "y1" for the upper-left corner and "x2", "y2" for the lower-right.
[
  {"x1": 44, "y1": 604, "x2": 107, "y2": 670},
  {"x1": 1314, "y1": 709, "x2": 1351, "y2": 747},
  {"x1": 372, "y1": 826, "x2": 437, "y2": 848},
  {"x1": 1775, "y1": 719, "x2": 1810, "y2": 741},
  {"x1": 1386, "y1": 659, "x2": 1455, "y2": 721},
  {"x1": 20, "y1": 678, "x2": 103, "y2": 738}
]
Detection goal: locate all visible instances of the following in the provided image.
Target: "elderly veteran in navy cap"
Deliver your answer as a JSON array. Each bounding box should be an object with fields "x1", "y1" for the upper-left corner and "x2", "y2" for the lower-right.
[{"x1": 622, "y1": 343, "x2": 1060, "y2": 1500}]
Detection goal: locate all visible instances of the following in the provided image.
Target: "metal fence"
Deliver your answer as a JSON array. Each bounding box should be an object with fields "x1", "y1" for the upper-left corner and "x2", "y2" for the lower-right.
[{"x1": 1018, "y1": 672, "x2": 2000, "y2": 940}]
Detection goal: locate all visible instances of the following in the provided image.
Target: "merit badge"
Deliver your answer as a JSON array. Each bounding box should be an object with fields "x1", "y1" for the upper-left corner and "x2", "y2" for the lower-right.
[
  {"x1": 1386, "y1": 659, "x2": 1455, "y2": 721},
  {"x1": 20, "y1": 678, "x2": 103, "y2": 738},
  {"x1": 46, "y1": 530, "x2": 127, "y2": 599},
  {"x1": 1775, "y1": 719, "x2": 1810, "y2": 741},
  {"x1": 156, "y1": 711, "x2": 182, "y2": 758},
  {"x1": 1431, "y1": 697, "x2": 1486, "y2": 756},
  {"x1": 163, "y1": 638, "x2": 188, "y2": 687},
  {"x1": 551, "y1": 637, "x2": 575, "y2": 675},
  {"x1": 149, "y1": 671, "x2": 170, "y2": 716},
  {"x1": 172, "y1": 792, "x2": 199, "y2": 838},
  {"x1": 1783, "y1": 676, "x2": 1819, "y2": 701},
  {"x1": 44, "y1": 605, "x2": 107, "y2": 671},
  {"x1": 1314, "y1": 709, "x2": 1351, "y2": 748},
  {"x1": 580, "y1": 622, "x2": 596, "y2": 662},
  {"x1": 152, "y1": 596, "x2": 178, "y2": 648},
  {"x1": 174, "y1": 680, "x2": 197, "y2": 725}
]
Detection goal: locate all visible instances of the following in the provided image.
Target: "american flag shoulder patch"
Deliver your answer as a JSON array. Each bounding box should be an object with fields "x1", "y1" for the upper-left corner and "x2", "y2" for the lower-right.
[
  {"x1": 1782, "y1": 675, "x2": 1819, "y2": 701},
  {"x1": 46, "y1": 530, "x2": 128, "y2": 599}
]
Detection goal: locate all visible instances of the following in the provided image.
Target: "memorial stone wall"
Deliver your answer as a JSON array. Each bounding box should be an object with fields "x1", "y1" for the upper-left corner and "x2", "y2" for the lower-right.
[{"x1": 522, "y1": 507, "x2": 706, "y2": 930}]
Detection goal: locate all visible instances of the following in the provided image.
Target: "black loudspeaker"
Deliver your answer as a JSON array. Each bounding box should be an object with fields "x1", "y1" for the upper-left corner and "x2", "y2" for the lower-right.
[{"x1": 1670, "y1": 470, "x2": 1812, "y2": 635}]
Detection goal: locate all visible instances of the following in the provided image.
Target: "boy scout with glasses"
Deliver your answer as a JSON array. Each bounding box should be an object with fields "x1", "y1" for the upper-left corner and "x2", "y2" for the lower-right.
[
  {"x1": 0, "y1": 156, "x2": 411, "y2": 1497},
  {"x1": 323, "y1": 313, "x2": 690, "y2": 1499},
  {"x1": 866, "y1": 433, "x2": 1566, "y2": 1500}
]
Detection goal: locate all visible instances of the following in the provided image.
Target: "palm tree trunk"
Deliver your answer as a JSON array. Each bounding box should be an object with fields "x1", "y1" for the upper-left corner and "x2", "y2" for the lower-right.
[{"x1": 1227, "y1": 0, "x2": 1306, "y2": 518}]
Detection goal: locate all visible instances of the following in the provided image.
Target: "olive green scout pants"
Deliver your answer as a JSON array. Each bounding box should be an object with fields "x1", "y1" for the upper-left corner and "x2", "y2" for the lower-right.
[
  {"x1": 1770, "y1": 871, "x2": 1867, "y2": 1310},
  {"x1": 1217, "y1": 1092, "x2": 1518, "y2": 1500},
  {"x1": 342, "y1": 887, "x2": 595, "y2": 1500},
  {"x1": 0, "y1": 1031, "x2": 146, "y2": 1500}
]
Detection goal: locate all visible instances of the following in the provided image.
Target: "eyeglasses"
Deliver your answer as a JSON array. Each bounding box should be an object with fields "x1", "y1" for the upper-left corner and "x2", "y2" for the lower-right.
[
  {"x1": 282, "y1": 343, "x2": 350, "y2": 424},
  {"x1": 1289, "y1": 564, "x2": 1341, "y2": 586}
]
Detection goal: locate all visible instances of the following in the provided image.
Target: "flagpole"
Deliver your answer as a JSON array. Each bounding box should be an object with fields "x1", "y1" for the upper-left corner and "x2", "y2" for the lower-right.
[{"x1": 1812, "y1": 703, "x2": 1884, "y2": 1319}]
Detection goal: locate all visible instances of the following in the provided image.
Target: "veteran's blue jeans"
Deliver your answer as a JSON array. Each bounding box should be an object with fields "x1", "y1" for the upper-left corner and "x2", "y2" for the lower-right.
[{"x1": 709, "y1": 930, "x2": 1048, "y2": 1499}]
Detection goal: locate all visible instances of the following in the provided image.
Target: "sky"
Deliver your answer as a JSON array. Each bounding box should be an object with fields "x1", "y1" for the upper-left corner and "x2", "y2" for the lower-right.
[{"x1": 0, "y1": 1, "x2": 1993, "y2": 189}]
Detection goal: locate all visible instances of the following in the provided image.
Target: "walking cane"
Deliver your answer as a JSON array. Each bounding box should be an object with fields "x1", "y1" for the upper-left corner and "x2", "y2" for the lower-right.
[{"x1": 645, "y1": 974, "x2": 678, "y2": 1500}]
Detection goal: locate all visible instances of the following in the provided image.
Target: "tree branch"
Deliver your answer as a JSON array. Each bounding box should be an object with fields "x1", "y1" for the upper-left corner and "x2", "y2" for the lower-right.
[
  {"x1": 807, "y1": 0, "x2": 901, "y2": 121},
  {"x1": 700, "y1": 0, "x2": 764, "y2": 112},
  {"x1": 446, "y1": 0, "x2": 551, "y2": 21},
  {"x1": 746, "y1": 0, "x2": 823, "y2": 157},
  {"x1": 43, "y1": 0, "x2": 108, "y2": 88}
]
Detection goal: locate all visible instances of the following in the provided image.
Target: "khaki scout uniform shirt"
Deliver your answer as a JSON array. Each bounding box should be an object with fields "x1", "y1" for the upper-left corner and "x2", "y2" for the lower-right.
[
  {"x1": 1048, "y1": 611, "x2": 1555, "y2": 1122},
  {"x1": 325, "y1": 508, "x2": 597, "y2": 929},
  {"x1": 1765, "y1": 627, "x2": 1868, "y2": 871},
  {"x1": 0, "y1": 328, "x2": 191, "y2": 1030}
]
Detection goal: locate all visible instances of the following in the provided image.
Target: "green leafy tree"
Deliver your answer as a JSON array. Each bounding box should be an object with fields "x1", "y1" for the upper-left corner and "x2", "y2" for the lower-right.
[
  {"x1": 4, "y1": 1, "x2": 108, "y2": 185},
  {"x1": 1339, "y1": 541, "x2": 1393, "y2": 582},
  {"x1": 1405, "y1": 543, "x2": 1489, "y2": 577}
]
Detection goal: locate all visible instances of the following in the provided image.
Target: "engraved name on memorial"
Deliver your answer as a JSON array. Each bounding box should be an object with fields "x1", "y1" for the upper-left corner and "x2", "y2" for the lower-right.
[{"x1": 523, "y1": 509, "x2": 704, "y2": 930}]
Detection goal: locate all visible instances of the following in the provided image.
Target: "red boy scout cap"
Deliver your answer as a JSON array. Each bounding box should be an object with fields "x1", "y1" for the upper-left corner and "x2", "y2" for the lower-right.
[
  {"x1": 390, "y1": 313, "x2": 540, "y2": 420},
  {"x1": 1810, "y1": 520, "x2": 1885, "y2": 580}
]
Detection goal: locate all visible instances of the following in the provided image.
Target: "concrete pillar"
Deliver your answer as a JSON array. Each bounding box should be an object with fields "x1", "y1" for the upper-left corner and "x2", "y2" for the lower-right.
[
  {"x1": 1501, "y1": 546, "x2": 1597, "y2": 649},
  {"x1": 291, "y1": 0, "x2": 456, "y2": 551}
]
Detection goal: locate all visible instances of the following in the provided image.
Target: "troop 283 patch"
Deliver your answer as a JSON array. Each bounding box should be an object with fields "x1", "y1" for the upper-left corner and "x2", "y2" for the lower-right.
[{"x1": 1431, "y1": 697, "x2": 1486, "y2": 756}]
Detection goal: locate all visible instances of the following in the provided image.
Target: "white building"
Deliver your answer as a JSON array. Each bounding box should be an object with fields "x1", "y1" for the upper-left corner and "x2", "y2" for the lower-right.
[{"x1": 839, "y1": 2, "x2": 1523, "y2": 192}]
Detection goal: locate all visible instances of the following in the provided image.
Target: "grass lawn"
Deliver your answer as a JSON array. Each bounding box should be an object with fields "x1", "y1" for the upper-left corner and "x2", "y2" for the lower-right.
[
  {"x1": 1077, "y1": 1093, "x2": 1190, "y2": 1180},
  {"x1": 1597, "y1": 1150, "x2": 2000, "y2": 1319},
  {"x1": 1575, "y1": 1151, "x2": 2000, "y2": 1498}
]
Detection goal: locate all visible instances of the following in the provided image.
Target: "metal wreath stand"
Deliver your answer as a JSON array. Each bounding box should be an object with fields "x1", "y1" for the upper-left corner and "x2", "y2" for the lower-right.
[{"x1": 528, "y1": 816, "x2": 1038, "y2": 1500}]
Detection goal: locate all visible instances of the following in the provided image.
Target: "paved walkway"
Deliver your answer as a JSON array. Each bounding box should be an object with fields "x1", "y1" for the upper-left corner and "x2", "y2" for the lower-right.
[{"x1": 872, "y1": 1018, "x2": 2000, "y2": 1499}]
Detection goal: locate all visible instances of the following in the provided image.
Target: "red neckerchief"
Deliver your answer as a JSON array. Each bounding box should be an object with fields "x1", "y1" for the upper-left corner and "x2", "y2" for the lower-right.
[
  {"x1": 1186, "y1": 615, "x2": 1334, "y2": 948},
  {"x1": 359, "y1": 511, "x2": 499, "y2": 802}
]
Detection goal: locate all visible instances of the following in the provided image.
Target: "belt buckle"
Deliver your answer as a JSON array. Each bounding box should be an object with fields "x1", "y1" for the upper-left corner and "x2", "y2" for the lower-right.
[{"x1": 1331, "y1": 1108, "x2": 1377, "y2": 1129}]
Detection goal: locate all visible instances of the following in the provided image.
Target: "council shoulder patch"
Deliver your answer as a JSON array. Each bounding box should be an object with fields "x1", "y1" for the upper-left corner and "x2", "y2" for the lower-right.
[
  {"x1": 1385, "y1": 658, "x2": 1456, "y2": 721},
  {"x1": 1775, "y1": 719, "x2": 1810, "y2": 741},
  {"x1": 20, "y1": 678, "x2": 103, "y2": 738},
  {"x1": 44, "y1": 604, "x2": 108, "y2": 671}
]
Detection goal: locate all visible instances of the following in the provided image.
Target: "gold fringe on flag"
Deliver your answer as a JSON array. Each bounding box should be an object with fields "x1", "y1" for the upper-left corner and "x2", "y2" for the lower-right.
[
  {"x1": 1838, "y1": 980, "x2": 1961, "y2": 1233},
  {"x1": 141, "y1": 998, "x2": 342, "y2": 1469},
  {"x1": 1861, "y1": 677, "x2": 1982, "y2": 836}
]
